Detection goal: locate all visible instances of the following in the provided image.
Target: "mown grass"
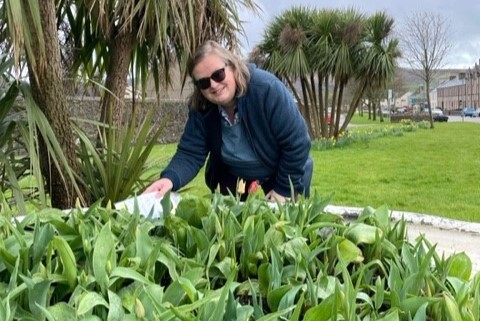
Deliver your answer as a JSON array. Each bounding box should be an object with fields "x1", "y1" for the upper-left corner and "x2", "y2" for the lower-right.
[
  {"x1": 147, "y1": 119, "x2": 480, "y2": 222},
  {"x1": 350, "y1": 113, "x2": 391, "y2": 124}
]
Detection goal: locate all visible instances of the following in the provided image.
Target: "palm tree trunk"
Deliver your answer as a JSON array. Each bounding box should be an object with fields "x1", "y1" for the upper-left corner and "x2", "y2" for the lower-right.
[
  {"x1": 99, "y1": 30, "x2": 136, "y2": 128},
  {"x1": 285, "y1": 76, "x2": 314, "y2": 137},
  {"x1": 329, "y1": 81, "x2": 340, "y2": 137},
  {"x1": 302, "y1": 76, "x2": 318, "y2": 138},
  {"x1": 298, "y1": 77, "x2": 315, "y2": 138},
  {"x1": 27, "y1": 0, "x2": 84, "y2": 209},
  {"x1": 333, "y1": 80, "x2": 345, "y2": 138},
  {"x1": 341, "y1": 84, "x2": 365, "y2": 133},
  {"x1": 379, "y1": 98, "x2": 384, "y2": 122},
  {"x1": 321, "y1": 74, "x2": 329, "y2": 138},
  {"x1": 308, "y1": 72, "x2": 320, "y2": 137}
]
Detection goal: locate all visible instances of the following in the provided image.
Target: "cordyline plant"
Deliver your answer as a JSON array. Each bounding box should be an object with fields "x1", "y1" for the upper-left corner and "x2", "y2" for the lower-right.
[
  {"x1": 0, "y1": 190, "x2": 478, "y2": 320},
  {"x1": 73, "y1": 107, "x2": 167, "y2": 206},
  {"x1": 250, "y1": 7, "x2": 400, "y2": 140}
]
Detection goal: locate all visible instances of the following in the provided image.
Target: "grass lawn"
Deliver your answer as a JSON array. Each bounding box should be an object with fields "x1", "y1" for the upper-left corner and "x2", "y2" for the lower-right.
[{"x1": 147, "y1": 119, "x2": 480, "y2": 222}]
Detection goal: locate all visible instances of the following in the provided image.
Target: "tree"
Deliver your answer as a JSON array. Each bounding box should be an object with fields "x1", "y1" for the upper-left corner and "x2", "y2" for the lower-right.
[
  {"x1": 1, "y1": 0, "x2": 259, "y2": 209},
  {"x1": 401, "y1": 11, "x2": 452, "y2": 128},
  {"x1": 64, "y1": 0, "x2": 259, "y2": 129},
  {"x1": 364, "y1": 86, "x2": 386, "y2": 122},
  {"x1": 340, "y1": 11, "x2": 399, "y2": 132},
  {"x1": 2, "y1": 0, "x2": 85, "y2": 209},
  {"x1": 251, "y1": 7, "x2": 399, "y2": 140}
]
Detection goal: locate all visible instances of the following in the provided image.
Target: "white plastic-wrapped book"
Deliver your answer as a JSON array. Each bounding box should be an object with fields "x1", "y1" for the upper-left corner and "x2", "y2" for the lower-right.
[{"x1": 114, "y1": 191, "x2": 181, "y2": 219}]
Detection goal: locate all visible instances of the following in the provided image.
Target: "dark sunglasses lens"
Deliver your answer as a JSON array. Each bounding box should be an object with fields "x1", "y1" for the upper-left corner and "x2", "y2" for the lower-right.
[
  {"x1": 195, "y1": 67, "x2": 226, "y2": 90},
  {"x1": 211, "y1": 68, "x2": 226, "y2": 82},
  {"x1": 197, "y1": 78, "x2": 211, "y2": 90}
]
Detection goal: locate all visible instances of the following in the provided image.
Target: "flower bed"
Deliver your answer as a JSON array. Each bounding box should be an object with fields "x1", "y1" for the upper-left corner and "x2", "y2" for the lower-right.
[{"x1": 0, "y1": 192, "x2": 478, "y2": 320}]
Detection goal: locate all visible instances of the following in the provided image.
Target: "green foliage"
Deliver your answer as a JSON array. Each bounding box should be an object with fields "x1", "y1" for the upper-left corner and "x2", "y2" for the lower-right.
[
  {"x1": 312, "y1": 120, "x2": 433, "y2": 151},
  {"x1": 0, "y1": 63, "x2": 84, "y2": 213},
  {"x1": 73, "y1": 108, "x2": 166, "y2": 205},
  {"x1": 0, "y1": 79, "x2": 29, "y2": 213},
  {"x1": 0, "y1": 77, "x2": 166, "y2": 211},
  {"x1": 0, "y1": 191, "x2": 478, "y2": 320},
  {"x1": 311, "y1": 123, "x2": 415, "y2": 151},
  {"x1": 0, "y1": 56, "x2": 168, "y2": 210}
]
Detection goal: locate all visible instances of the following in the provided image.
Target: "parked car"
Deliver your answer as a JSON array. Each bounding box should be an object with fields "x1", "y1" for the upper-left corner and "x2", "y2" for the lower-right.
[
  {"x1": 424, "y1": 107, "x2": 444, "y2": 115},
  {"x1": 433, "y1": 114, "x2": 449, "y2": 122},
  {"x1": 463, "y1": 107, "x2": 477, "y2": 117}
]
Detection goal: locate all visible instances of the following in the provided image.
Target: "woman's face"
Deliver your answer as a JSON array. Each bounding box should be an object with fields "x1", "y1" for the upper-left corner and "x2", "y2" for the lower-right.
[{"x1": 192, "y1": 53, "x2": 237, "y2": 108}]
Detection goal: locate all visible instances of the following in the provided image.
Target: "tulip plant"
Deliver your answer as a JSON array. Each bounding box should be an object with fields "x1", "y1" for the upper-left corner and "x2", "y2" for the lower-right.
[{"x1": 0, "y1": 190, "x2": 478, "y2": 320}]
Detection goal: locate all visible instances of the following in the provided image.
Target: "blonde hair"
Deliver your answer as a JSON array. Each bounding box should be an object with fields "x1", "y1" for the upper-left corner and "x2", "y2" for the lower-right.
[{"x1": 188, "y1": 40, "x2": 250, "y2": 111}]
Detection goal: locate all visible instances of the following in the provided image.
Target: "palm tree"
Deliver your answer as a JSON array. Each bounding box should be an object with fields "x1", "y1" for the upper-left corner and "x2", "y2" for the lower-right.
[
  {"x1": 321, "y1": 9, "x2": 365, "y2": 138},
  {"x1": 252, "y1": 7, "x2": 399, "y2": 140},
  {"x1": 308, "y1": 9, "x2": 338, "y2": 138},
  {"x1": 1, "y1": 0, "x2": 259, "y2": 208},
  {"x1": 64, "y1": 0, "x2": 259, "y2": 128},
  {"x1": 2, "y1": 0, "x2": 85, "y2": 209},
  {"x1": 340, "y1": 11, "x2": 400, "y2": 133},
  {"x1": 252, "y1": 7, "x2": 327, "y2": 138}
]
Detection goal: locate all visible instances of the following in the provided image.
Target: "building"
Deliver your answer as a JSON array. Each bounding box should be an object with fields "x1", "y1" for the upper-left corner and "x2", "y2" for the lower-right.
[
  {"x1": 395, "y1": 91, "x2": 412, "y2": 109},
  {"x1": 464, "y1": 66, "x2": 480, "y2": 108},
  {"x1": 436, "y1": 76, "x2": 466, "y2": 111},
  {"x1": 436, "y1": 59, "x2": 480, "y2": 111}
]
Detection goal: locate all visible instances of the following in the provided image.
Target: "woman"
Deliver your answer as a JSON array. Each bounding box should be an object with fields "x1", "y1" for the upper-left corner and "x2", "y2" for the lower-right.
[{"x1": 144, "y1": 40, "x2": 312, "y2": 202}]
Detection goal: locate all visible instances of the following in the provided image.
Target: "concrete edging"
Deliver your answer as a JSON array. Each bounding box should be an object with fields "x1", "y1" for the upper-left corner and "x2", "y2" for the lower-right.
[{"x1": 325, "y1": 205, "x2": 480, "y2": 235}]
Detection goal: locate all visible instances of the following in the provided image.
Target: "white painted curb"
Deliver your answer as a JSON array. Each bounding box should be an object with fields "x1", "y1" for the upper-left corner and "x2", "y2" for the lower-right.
[{"x1": 325, "y1": 205, "x2": 480, "y2": 235}]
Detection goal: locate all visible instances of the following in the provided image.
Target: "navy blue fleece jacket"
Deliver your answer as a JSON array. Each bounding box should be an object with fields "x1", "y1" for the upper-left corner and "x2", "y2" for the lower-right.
[{"x1": 160, "y1": 64, "x2": 311, "y2": 196}]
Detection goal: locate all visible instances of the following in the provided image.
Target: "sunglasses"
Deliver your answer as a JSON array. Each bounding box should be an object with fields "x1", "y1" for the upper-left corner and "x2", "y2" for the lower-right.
[{"x1": 194, "y1": 66, "x2": 226, "y2": 90}]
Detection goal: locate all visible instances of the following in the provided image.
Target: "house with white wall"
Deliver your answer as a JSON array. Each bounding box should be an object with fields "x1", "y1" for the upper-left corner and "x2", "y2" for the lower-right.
[{"x1": 395, "y1": 91, "x2": 412, "y2": 108}]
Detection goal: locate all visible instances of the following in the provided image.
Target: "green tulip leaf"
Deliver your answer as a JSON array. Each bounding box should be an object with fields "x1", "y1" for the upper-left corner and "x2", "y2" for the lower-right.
[
  {"x1": 447, "y1": 252, "x2": 472, "y2": 281},
  {"x1": 77, "y1": 291, "x2": 109, "y2": 316},
  {"x1": 338, "y1": 238, "x2": 364, "y2": 264},
  {"x1": 345, "y1": 223, "x2": 383, "y2": 244}
]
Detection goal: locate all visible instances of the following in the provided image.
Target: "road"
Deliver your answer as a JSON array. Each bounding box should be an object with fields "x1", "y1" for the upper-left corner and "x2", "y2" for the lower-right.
[{"x1": 445, "y1": 115, "x2": 480, "y2": 123}]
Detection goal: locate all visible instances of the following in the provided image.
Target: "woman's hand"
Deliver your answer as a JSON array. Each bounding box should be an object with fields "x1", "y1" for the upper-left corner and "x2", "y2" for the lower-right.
[
  {"x1": 265, "y1": 189, "x2": 287, "y2": 204},
  {"x1": 143, "y1": 178, "x2": 173, "y2": 196}
]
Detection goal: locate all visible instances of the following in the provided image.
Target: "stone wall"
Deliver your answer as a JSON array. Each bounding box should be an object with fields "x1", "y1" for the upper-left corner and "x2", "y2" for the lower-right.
[{"x1": 69, "y1": 97, "x2": 188, "y2": 143}]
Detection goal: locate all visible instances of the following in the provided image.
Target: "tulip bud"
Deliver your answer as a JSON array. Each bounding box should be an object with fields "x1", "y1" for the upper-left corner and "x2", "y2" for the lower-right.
[
  {"x1": 248, "y1": 180, "x2": 260, "y2": 194},
  {"x1": 135, "y1": 298, "x2": 145, "y2": 319},
  {"x1": 237, "y1": 179, "x2": 246, "y2": 195},
  {"x1": 106, "y1": 260, "x2": 112, "y2": 274}
]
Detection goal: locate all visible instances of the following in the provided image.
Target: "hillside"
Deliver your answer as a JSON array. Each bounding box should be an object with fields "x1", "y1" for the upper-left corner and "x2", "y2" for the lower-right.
[{"x1": 396, "y1": 67, "x2": 465, "y2": 90}]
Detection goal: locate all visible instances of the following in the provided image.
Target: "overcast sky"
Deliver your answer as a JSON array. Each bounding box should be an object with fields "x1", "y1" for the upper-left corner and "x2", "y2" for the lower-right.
[{"x1": 238, "y1": 0, "x2": 480, "y2": 69}]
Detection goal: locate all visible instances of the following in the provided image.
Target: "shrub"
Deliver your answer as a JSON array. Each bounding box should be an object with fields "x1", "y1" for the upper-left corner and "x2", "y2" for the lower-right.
[
  {"x1": 73, "y1": 107, "x2": 166, "y2": 206},
  {"x1": 311, "y1": 123, "x2": 431, "y2": 151},
  {"x1": 390, "y1": 113, "x2": 430, "y2": 123}
]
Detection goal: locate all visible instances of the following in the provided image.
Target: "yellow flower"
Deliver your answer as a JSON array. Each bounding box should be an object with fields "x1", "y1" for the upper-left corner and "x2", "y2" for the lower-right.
[{"x1": 237, "y1": 179, "x2": 246, "y2": 195}]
